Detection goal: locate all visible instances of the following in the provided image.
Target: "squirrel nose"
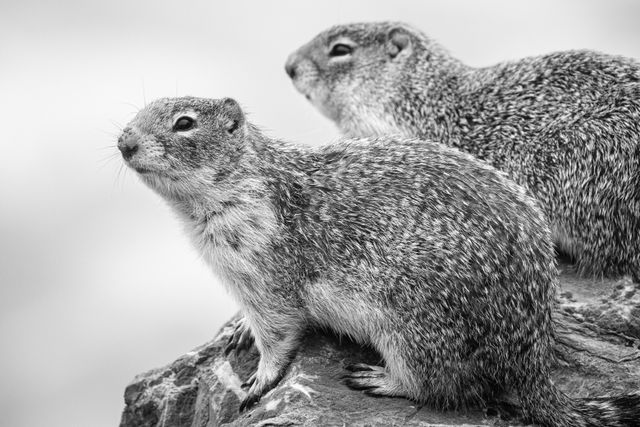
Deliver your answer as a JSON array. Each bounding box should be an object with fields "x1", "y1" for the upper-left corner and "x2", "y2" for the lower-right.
[
  {"x1": 118, "y1": 129, "x2": 140, "y2": 160},
  {"x1": 285, "y1": 62, "x2": 296, "y2": 80},
  {"x1": 284, "y1": 55, "x2": 298, "y2": 80}
]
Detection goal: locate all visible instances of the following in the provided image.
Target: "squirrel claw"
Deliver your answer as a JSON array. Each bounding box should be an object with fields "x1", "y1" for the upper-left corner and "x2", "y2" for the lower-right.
[
  {"x1": 225, "y1": 317, "x2": 254, "y2": 357},
  {"x1": 239, "y1": 370, "x2": 283, "y2": 412},
  {"x1": 224, "y1": 343, "x2": 236, "y2": 356},
  {"x1": 342, "y1": 363, "x2": 400, "y2": 398},
  {"x1": 345, "y1": 363, "x2": 376, "y2": 372},
  {"x1": 241, "y1": 372, "x2": 257, "y2": 389},
  {"x1": 239, "y1": 393, "x2": 260, "y2": 412}
]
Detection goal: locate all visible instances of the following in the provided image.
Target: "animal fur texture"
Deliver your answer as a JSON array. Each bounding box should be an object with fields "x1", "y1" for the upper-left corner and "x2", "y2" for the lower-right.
[
  {"x1": 118, "y1": 96, "x2": 640, "y2": 426},
  {"x1": 286, "y1": 22, "x2": 640, "y2": 281}
]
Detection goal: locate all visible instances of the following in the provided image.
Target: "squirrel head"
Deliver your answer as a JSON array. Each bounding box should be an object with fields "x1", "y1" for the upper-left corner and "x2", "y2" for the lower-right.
[
  {"x1": 118, "y1": 96, "x2": 249, "y2": 198},
  {"x1": 285, "y1": 22, "x2": 426, "y2": 131},
  {"x1": 285, "y1": 22, "x2": 462, "y2": 138}
]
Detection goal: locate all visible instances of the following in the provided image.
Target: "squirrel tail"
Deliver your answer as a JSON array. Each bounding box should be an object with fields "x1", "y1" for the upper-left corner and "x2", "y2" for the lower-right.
[{"x1": 520, "y1": 376, "x2": 640, "y2": 427}]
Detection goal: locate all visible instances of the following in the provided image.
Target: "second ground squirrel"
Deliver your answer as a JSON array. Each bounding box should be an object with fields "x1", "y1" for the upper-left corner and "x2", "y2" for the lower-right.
[{"x1": 286, "y1": 22, "x2": 640, "y2": 281}]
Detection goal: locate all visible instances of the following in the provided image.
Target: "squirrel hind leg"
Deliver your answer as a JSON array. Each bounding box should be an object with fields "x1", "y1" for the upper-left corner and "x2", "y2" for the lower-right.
[{"x1": 342, "y1": 363, "x2": 410, "y2": 399}]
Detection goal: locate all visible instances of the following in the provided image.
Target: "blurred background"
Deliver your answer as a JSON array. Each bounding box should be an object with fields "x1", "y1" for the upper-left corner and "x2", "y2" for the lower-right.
[{"x1": 1, "y1": 0, "x2": 639, "y2": 426}]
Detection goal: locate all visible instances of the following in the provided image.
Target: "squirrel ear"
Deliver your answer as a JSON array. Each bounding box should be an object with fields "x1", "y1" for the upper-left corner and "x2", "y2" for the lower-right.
[
  {"x1": 386, "y1": 28, "x2": 411, "y2": 58},
  {"x1": 219, "y1": 97, "x2": 245, "y2": 135}
]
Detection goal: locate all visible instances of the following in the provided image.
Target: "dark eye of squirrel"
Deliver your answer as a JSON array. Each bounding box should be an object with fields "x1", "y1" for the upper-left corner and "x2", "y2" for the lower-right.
[
  {"x1": 173, "y1": 116, "x2": 195, "y2": 132},
  {"x1": 329, "y1": 43, "x2": 353, "y2": 57}
]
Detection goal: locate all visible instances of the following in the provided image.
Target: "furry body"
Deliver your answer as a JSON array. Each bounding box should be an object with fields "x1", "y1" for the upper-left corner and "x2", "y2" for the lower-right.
[{"x1": 286, "y1": 22, "x2": 640, "y2": 280}]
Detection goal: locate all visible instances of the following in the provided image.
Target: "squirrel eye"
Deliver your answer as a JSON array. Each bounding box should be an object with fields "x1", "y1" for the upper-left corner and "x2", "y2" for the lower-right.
[
  {"x1": 329, "y1": 43, "x2": 353, "y2": 57},
  {"x1": 173, "y1": 116, "x2": 195, "y2": 132}
]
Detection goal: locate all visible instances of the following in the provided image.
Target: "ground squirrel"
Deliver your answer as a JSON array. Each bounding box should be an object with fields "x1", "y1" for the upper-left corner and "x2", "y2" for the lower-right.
[
  {"x1": 118, "y1": 96, "x2": 640, "y2": 426},
  {"x1": 286, "y1": 22, "x2": 640, "y2": 281}
]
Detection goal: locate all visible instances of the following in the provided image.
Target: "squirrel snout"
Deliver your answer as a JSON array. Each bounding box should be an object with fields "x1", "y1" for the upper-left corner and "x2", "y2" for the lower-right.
[
  {"x1": 118, "y1": 130, "x2": 140, "y2": 160},
  {"x1": 284, "y1": 54, "x2": 298, "y2": 80}
]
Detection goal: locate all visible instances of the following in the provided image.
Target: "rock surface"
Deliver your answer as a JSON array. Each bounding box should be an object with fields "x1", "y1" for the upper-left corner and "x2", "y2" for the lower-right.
[{"x1": 120, "y1": 263, "x2": 640, "y2": 427}]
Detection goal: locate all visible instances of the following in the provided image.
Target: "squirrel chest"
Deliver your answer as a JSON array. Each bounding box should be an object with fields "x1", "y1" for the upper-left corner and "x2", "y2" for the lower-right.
[{"x1": 182, "y1": 200, "x2": 279, "y2": 298}]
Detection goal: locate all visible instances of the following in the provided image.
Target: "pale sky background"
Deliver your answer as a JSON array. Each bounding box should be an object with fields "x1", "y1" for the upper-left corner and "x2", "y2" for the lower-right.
[{"x1": 1, "y1": 1, "x2": 639, "y2": 426}]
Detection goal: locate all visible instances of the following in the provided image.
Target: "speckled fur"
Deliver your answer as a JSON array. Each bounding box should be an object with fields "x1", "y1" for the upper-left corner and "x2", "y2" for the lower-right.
[
  {"x1": 118, "y1": 97, "x2": 640, "y2": 426},
  {"x1": 287, "y1": 22, "x2": 640, "y2": 281}
]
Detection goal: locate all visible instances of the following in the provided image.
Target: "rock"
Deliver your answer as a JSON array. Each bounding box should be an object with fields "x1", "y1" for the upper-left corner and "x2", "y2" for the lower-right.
[
  {"x1": 120, "y1": 263, "x2": 640, "y2": 427},
  {"x1": 556, "y1": 263, "x2": 640, "y2": 339}
]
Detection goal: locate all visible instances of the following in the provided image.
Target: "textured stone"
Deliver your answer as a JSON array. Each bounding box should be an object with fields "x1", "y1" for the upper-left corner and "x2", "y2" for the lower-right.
[{"x1": 120, "y1": 263, "x2": 640, "y2": 427}]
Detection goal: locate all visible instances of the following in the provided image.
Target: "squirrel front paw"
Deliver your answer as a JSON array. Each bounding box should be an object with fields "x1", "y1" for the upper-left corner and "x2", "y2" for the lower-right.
[
  {"x1": 234, "y1": 314, "x2": 303, "y2": 412},
  {"x1": 225, "y1": 316, "x2": 254, "y2": 356},
  {"x1": 238, "y1": 367, "x2": 281, "y2": 412}
]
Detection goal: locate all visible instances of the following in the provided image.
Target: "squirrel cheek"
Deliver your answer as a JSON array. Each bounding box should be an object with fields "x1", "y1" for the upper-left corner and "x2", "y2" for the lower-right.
[{"x1": 290, "y1": 61, "x2": 321, "y2": 95}]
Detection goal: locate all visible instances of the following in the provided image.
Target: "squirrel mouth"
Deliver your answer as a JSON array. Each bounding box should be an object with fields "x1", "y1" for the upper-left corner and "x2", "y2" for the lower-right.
[
  {"x1": 133, "y1": 165, "x2": 178, "y2": 182},
  {"x1": 134, "y1": 166, "x2": 153, "y2": 174},
  {"x1": 133, "y1": 166, "x2": 160, "y2": 175},
  {"x1": 125, "y1": 158, "x2": 164, "y2": 176}
]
